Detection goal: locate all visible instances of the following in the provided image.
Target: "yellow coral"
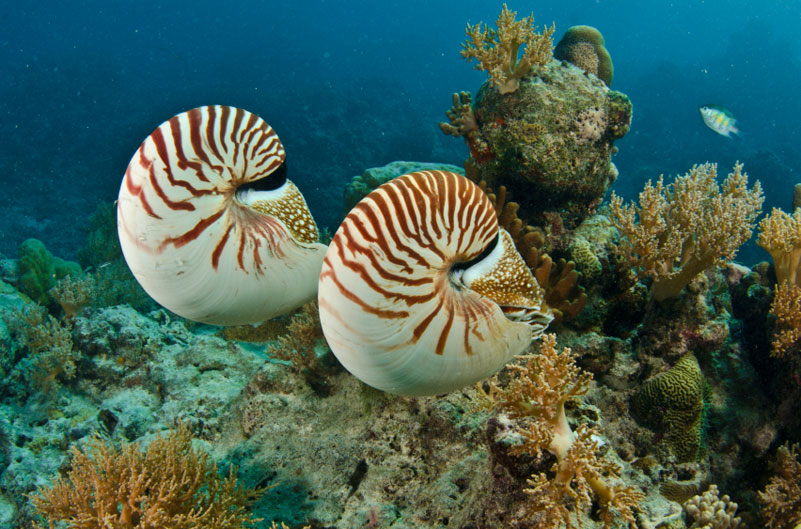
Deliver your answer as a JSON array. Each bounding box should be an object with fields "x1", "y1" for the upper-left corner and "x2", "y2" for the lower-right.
[
  {"x1": 768, "y1": 281, "x2": 801, "y2": 361},
  {"x1": 32, "y1": 423, "x2": 259, "y2": 528},
  {"x1": 461, "y1": 4, "x2": 554, "y2": 94},
  {"x1": 609, "y1": 162, "x2": 763, "y2": 301},
  {"x1": 758, "y1": 207, "x2": 801, "y2": 287},
  {"x1": 482, "y1": 334, "x2": 642, "y2": 528}
]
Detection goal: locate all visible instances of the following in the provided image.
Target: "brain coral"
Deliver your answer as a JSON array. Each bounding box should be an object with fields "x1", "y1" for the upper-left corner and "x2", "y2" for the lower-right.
[
  {"x1": 554, "y1": 25, "x2": 613, "y2": 86},
  {"x1": 631, "y1": 353, "x2": 705, "y2": 462}
]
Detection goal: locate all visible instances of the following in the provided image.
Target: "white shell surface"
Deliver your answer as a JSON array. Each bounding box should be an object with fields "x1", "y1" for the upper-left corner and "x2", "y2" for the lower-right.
[
  {"x1": 318, "y1": 170, "x2": 551, "y2": 396},
  {"x1": 117, "y1": 105, "x2": 326, "y2": 325}
]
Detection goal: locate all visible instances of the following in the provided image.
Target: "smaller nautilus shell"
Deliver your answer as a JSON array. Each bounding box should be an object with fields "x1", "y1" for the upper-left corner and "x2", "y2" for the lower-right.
[
  {"x1": 117, "y1": 105, "x2": 326, "y2": 325},
  {"x1": 318, "y1": 170, "x2": 553, "y2": 396}
]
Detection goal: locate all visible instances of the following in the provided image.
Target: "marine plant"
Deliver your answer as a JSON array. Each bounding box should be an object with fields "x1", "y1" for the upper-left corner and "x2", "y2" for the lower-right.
[
  {"x1": 32, "y1": 422, "x2": 260, "y2": 529},
  {"x1": 481, "y1": 334, "x2": 643, "y2": 528},
  {"x1": 609, "y1": 162, "x2": 764, "y2": 301},
  {"x1": 461, "y1": 4, "x2": 554, "y2": 94}
]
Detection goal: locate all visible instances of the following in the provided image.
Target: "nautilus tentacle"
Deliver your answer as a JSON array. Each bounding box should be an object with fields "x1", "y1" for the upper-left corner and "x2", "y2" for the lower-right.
[
  {"x1": 318, "y1": 170, "x2": 553, "y2": 396},
  {"x1": 117, "y1": 105, "x2": 327, "y2": 326}
]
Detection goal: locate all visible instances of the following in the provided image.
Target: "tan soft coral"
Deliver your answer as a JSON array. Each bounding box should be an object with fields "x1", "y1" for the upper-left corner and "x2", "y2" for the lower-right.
[
  {"x1": 759, "y1": 443, "x2": 801, "y2": 528},
  {"x1": 757, "y1": 208, "x2": 801, "y2": 361},
  {"x1": 609, "y1": 162, "x2": 763, "y2": 301},
  {"x1": 32, "y1": 423, "x2": 259, "y2": 528},
  {"x1": 482, "y1": 334, "x2": 643, "y2": 528},
  {"x1": 461, "y1": 4, "x2": 554, "y2": 94},
  {"x1": 757, "y1": 207, "x2": 801, "y2": 286}
]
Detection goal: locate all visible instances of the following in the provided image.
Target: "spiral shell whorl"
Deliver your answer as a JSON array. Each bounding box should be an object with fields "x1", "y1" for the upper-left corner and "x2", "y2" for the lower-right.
[
  {"x1": 318, "y1": 171, "x2": 551, "y2": 396},
  {"x1": 118, "y1": 105, "x2": 326, "y2": 325}
]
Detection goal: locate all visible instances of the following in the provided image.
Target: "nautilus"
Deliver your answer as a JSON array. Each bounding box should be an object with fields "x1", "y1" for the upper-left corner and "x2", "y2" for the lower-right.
[
  {"x1": 318, "y1": 170, "x2": 553, "y2": 396},
  {"x1": 117, "y1": 105, "x2": 327, "y2": 325}
]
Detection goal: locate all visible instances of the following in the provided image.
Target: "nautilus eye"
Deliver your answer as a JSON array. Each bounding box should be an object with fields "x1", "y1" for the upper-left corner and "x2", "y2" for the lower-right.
[
  {"x1": 318, "y1": 170, "x2": 553, "y2": 396},
  {"x1": 117, "y1": 105, "x2": 327, "y2": 325}
]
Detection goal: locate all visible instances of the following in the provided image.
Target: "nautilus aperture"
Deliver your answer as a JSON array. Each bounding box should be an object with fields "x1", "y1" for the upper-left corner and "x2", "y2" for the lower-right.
[
  {"x1": 318, "y1": 170, "x2": 553, "y2": 396},
  {"x1": 117, "y1": 105, "x2": 327, "y2": 325}
]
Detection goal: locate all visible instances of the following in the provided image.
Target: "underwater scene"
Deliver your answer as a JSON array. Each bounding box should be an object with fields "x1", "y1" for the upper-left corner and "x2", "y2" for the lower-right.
[{"x1": 2, "y1": 0, "x2": 801, "y2": 527}]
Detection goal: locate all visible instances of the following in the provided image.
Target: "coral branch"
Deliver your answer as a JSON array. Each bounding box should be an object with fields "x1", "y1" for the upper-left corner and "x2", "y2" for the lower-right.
[
  {"x1": 481, "y1": 334, "x2": 642, "y2": 527},
  {"x1": 610, "y1": 162, "x2": 763, "y2": 301},
  {"x1": 461, "y1": 4, "x2": 554, "y2": 94}
]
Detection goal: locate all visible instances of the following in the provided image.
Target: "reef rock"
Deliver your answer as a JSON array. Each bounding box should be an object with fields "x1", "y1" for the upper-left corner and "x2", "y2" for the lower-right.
[
  {"x1": 343, "y1": 160, "x2": 464, "y2": 215},
  {"x1": 464, "y1": 60, "x2": 631, "y2": 228}
]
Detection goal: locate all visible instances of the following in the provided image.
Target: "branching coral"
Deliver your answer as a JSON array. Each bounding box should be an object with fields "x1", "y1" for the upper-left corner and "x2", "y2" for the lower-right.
[
  {"x1": 2, "y1": 304, "x2": 77, "y2": 394},
  {"x1": 439, "y1": 91, "x2": 477, "y2": 137},
  {"x1": 266, "y1": 301, "x2": 325, "y2": 376},
  {"x1": 32, "y1": 423, "x2": 260, "y2": 528},
  {"x1": 482, "y1": 334, "x2": 642, "y2": 528},
  {"x1": 461, "y1": 4, "x2": 554, "y2": 94},
  {"x1": 759, "y1": 443, "x2": 801, "y2": 529},
  {"x1": 48, "y1": 274, "x2": 95, "y2": 319},
  {"x1": 609, "y1": 162, "x2": 764, "y2": 301}
]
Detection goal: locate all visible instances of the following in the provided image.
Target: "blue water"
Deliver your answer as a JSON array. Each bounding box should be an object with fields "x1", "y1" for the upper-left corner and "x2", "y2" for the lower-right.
[{"x1": 2, "y1": 0, "x2": 800, "y2": 264}]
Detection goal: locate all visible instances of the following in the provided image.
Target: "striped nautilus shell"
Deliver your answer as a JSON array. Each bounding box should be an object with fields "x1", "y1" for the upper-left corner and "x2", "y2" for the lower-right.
[
  {"x1": 318, "y1": 170, "x2": 553, "y2": 396},
  {"x1": 117, "y1": 105, "x2": 326, "y2": 325}
]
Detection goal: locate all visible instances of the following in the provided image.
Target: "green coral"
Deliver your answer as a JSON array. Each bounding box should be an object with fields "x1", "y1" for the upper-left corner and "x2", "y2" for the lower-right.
[
  {"x1": 631, "y1": 353, "x2": 705, "y2": 462},
  {"x1": 17, "y1": 239, "x2": 81, "y2": 306},
  {"x1": 554, "y1": 25, "x2": 613, "y2": 86}
]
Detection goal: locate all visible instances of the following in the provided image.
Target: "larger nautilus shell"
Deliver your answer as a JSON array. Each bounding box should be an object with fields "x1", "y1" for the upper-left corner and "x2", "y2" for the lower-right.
[
  {"x1": 318, "y1": 170, "x2": 553, "y2": 396},
  {"x1": 117, "y1": 105, "x2": 326, "y2": 325}
]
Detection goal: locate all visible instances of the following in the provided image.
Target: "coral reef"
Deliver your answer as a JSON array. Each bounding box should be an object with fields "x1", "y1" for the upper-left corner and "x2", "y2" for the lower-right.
[
  {"x1": 32, "y1": 423, "x2": 259, "y2": 528},
  {"x1": 443, "y1": 59, "x2": 631, "y2": 228},
  {"x1": 460, "y1": 4, "x2": 554, "y2": 95},
  {"x1": 610, "y1": 162, "x2": 764, "y2": 301},
  {"x1": 554, "y1": 25, "x2": 613, "y2": 86},
  {"x1": 481, "y1": 334, "x2": 643, "y2": 528}
]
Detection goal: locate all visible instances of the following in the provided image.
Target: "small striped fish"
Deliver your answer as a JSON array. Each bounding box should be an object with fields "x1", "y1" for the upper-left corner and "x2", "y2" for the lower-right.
[{"x1": 700, "y1": 105, "x2": 739, "y2": 137}]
